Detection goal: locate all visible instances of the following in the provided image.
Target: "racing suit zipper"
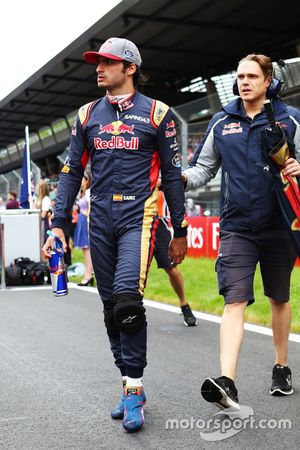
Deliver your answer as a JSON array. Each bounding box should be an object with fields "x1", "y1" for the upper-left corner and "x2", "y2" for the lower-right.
[{"x1": 223, "y1": 171, "x2": 230, "y2": 218}]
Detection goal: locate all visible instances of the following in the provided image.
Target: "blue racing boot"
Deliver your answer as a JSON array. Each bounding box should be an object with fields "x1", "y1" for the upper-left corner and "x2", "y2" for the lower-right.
[
  {"x1": 123, "y1": 386, "x2": 146, "y2": 432},
  {"x1": 111, "y1": 391, "x2": 126, "y2": 419}
]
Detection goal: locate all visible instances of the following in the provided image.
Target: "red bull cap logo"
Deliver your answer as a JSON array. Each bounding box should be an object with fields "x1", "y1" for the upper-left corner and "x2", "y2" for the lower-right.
[{"x1": 99, "y1": 120, "x2": 135, "y2": 136}]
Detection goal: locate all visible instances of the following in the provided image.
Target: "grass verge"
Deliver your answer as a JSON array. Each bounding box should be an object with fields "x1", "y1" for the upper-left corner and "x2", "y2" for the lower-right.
[{"x1": 71, "y1": 249, "x2": 300, "y2": 333}]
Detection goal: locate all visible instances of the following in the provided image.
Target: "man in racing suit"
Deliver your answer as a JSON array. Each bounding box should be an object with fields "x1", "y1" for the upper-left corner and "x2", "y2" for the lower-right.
[
  {"x1": 183, "y1": 54, "x2": 300, "y2": 410},
  {"x1": 42, "y1": 37, "x2": 187, "y2": 432}
]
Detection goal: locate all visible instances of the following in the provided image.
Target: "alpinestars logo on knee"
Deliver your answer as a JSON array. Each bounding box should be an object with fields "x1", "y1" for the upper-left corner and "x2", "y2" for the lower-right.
[{"x1": 122, "y1": 315, "x2": 138, "y2": 324}]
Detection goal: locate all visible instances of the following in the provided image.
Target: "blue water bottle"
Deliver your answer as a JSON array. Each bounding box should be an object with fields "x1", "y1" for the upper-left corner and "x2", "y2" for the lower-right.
[{"x1": 47, "y1": 231, "x2": 68, "y2": 296}]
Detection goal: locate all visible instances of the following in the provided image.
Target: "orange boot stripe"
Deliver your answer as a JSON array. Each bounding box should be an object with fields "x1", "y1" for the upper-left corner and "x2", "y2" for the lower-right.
[{"x1": 139, "y1": 188, "x2": 158, "y2": 295}]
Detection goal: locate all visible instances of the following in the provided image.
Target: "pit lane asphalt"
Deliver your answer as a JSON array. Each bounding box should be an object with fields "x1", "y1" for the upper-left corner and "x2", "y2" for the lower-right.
[{"x1": 0, "y1": 286, "x2": 299, "y2": 450}]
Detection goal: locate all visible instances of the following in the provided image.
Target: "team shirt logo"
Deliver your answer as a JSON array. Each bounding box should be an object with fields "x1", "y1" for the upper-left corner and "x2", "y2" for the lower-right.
[
  {"x1": 99, "y1": 120, "x2": 134, "y2": 135},
  {"x1": 222, "y1": 122, "x2": 243, "y2": 135},
  {"x1": 94, "y1": 136, "x2": 139, "y2": 150},
  {"x1": 124, "y1": 114, "x2": 150, "y2": 123},
  {"x1": 61, "y1": 164, "x2": 70, "y2": 173},
  {"x1": 96, "y1": 120, "x2": 139, "y2": 150},
  {"x1": 165, "y1": 120, "x2": 177, "y2": 138},
  {"x1": 113, "y1": 194, "x2": 136, "y2": 201},
  {"x1": 172, "y1": 153, "x2": 181, "y2": 168}
]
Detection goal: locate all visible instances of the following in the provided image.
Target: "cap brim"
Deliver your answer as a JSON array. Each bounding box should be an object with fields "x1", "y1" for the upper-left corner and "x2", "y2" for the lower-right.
[{"x1": 83, "y1": 51, "x2": 124, "y2": 64}]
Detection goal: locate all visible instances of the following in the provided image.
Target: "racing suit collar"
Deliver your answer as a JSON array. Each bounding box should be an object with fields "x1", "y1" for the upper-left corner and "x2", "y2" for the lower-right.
[{"x1": 106, "y1": 91, "x2": 136, "y2": 111}]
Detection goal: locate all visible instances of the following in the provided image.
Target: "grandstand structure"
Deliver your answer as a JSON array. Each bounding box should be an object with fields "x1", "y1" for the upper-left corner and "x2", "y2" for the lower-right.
[{"x1": 0, "y1": 0, "x2": 300, "y2": 212}]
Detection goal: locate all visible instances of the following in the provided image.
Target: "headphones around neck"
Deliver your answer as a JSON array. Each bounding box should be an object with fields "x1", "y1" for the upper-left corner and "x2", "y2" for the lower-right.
[{"x1": 232, "y1": 65, "x2": 285, "y2": 98}]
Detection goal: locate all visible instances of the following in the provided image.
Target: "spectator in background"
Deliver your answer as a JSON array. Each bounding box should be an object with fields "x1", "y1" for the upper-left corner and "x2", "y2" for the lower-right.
[
  {"x1": 36, "y1": 179, "x2": 51, "y2": 244},
  {"x1": 6, "y1": 191, "x2": 20, "y2": 209},
  {"x1": 50, "y1": 185, "x2": 58, "y2": 204},
  {"x1": 187, "y1": 145, "x2": 194, "y2": 163},
  {"x1": 186, "y1": 198, "x2": 202, "y2": 216},
  {"x1": 69, "y1": 203, "x2": 79, "y2": 250},
  {"x1": 0, "y1": 196, "x2": 6, "y2": 210},
  {"x1": 73, "y1": 173, "x2": 94, "y2": 286}
]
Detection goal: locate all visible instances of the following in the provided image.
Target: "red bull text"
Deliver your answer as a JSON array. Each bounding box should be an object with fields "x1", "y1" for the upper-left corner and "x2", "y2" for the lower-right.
[
  {"x1": 94, "y1": 136, "x2": 139, "y2": 150},
  {"x1": 49, "y1": 250, "x2": 68, "y2": 296}
]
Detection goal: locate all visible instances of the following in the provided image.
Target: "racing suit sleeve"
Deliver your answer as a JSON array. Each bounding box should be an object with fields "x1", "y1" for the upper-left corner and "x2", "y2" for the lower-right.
[
  {"x1": 183, "y1": 114, "x2": 222, "y2": 191},
  {"x1": 156, "y1": 106, "x2": 187, "y2": 238},
  {"x1": 51, "y1": 109, "x2": 89, "y2": 229}
]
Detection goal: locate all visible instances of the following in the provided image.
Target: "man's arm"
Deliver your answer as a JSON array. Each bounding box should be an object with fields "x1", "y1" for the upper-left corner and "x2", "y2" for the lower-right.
[
  {"x1": 156, "y1": 105, "x2": 187, "y2": 238},
  {"x1": 183, "y1": 114, "x2": 223, "y2": 191},
  {"x1": 154, "y1": 103, "x2": 187, "y2": 263}
]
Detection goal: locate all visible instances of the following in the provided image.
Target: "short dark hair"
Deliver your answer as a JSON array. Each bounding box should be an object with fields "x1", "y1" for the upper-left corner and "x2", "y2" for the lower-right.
[
  {"x1": 238, "y1": 54, "x2": 273, "y2": 79},
  {"x1": 122, "y1": 61, "x2": 148, "y2": 87}
]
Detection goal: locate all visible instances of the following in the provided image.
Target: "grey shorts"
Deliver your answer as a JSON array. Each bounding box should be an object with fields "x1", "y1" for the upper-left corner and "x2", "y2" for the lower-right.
[{"x1": 216, "y1": 229, "x2": 297, "y2": 305}]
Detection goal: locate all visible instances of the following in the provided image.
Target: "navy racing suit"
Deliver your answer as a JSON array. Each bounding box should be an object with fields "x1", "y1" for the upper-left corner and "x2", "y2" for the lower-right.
[{"x1": 52, "y1": 90, "x2": 187, "y2": 377}]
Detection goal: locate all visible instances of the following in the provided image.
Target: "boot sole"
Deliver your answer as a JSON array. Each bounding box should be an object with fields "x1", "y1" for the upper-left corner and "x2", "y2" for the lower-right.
[{"x1": 201, "y1": 378, "x2": 240, "y2": 410}]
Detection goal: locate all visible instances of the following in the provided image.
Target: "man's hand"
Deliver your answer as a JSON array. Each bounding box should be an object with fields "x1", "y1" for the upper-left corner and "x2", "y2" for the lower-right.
[
  {"x1": 282, "y1": 158, "x2": 300, "y2": 177},
  {"x1": 169, "y1": 237, "x2": 187, "y2": 264},
  {"x1": 41, "y1": 227, "x2": 67, "y2": 259},
  {"x1": 181, "y1": 173, "x2": 188, "y2": 183}
]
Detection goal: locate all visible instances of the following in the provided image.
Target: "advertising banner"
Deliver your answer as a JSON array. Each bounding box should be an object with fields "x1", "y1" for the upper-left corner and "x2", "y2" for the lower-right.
[{"x1": 186, "y1": 216, "x2": 300, "y2": 266}]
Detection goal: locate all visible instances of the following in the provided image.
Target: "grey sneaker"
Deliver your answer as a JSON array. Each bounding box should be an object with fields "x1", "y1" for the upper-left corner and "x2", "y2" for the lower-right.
[
  {"x1": 181, "y1": 304, "x2": 197, "y2": 326},
  {"x1": 270, "y1": 364, "x2": 293, "y2": 396}
]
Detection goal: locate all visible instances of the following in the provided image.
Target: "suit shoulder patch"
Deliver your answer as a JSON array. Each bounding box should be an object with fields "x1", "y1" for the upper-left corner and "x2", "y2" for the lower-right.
[
  {"x1": 78, "y1": 101, "x2": 95, "y2": 126},
  {"x1": 151, "y1": 100, "x2": 169, "y2": 127}
]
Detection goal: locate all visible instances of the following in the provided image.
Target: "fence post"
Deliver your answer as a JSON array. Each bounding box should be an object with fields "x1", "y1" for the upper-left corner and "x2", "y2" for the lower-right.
[{"x1": 0, "y1": 222, "x2": 5, "y2": 289}]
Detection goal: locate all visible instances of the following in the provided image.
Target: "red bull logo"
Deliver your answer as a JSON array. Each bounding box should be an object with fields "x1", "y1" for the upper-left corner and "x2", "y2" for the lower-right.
[
  {"x1": 94, "y1": 136, "x2": 139, "y2": 150},
  {"x1": 99, "y1": 120, "x2": 135, "y2": 135},
  {"x1": 224, "y1": 122, "x2": 241, "y2": 129},
  {"x1": 222, "y1": 122, "x2": 243, "y2": 135},
  {"x1": 165, "y1": 129, "x2": 176, "y2": 138},
  {"x1": 166, "y1": 120, "x2": 176, "y2": 129}
]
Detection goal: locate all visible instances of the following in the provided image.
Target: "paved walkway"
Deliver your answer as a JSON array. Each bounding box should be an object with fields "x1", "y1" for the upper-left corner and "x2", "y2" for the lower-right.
[{"x1": 0, "y1": 286, "x2": 299, "y2": 449}]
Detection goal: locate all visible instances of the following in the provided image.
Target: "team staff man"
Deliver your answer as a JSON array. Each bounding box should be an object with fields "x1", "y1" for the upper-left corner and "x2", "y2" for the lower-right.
[
  {"x1": 42, "y1": 37, "x2": 187, "y2": 432},
  {"x1": 183, "y1": 54, "x2": 300, "y2": 410}
]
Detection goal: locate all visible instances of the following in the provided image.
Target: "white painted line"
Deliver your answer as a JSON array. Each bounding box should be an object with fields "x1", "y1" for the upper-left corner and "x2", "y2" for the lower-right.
[
  {"x1": 0, "y1": 416, "x2": 28, "y2": 423},
  {"x1": 72, "y1": 286, "x2": 300, "y2": 343},
  {"x1": 144, "y1": 299, "x2": 300, "y2": 343},
  {"x1": 1, "y1": 285, "x2": 52, "y2": 292},
  {"x1": 69, "y1": 283, "x2": 96, "y2": 293},
  {"x1": 3, "y1": 284, "x2": 300, "y2": 343}
]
